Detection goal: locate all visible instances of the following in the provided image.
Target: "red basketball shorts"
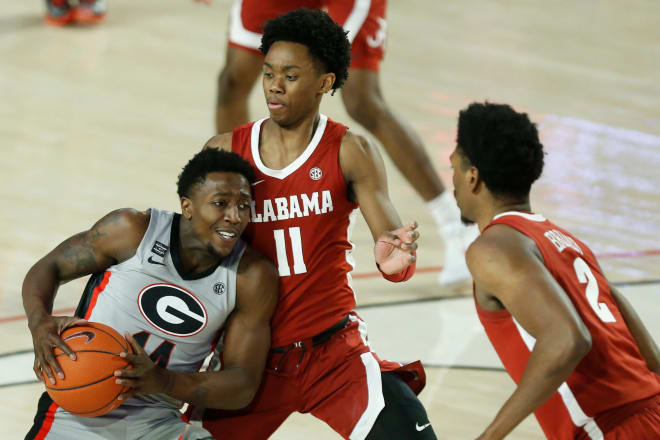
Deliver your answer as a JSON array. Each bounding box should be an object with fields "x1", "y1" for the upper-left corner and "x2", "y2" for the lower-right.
[
  {"x1": 202, "y1": 312, "x2": 425, "y2": 440},
  {"x1": 227, "y1": 0, "x2": 387, "y2": 70},
  {"x1": 601, "y1": 394, "x2": 660, "y2": 439}
]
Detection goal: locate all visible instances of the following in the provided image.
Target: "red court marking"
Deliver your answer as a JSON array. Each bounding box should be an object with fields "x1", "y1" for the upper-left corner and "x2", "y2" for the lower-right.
[
  {"x1": 2, "y1": 249, "x2": 659, "y2": 324},
  {"x1": 0, "y1": 307, "x2": 76, "y2": 324},
  {"x1": 596, "y1": 249, "x2": 660, "y2": 259}
]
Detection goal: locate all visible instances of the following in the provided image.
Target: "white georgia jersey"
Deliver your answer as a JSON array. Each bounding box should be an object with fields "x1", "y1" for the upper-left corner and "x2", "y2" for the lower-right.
[{"x1": 75, "y1": 208, "x2": 244, "y2": 409}]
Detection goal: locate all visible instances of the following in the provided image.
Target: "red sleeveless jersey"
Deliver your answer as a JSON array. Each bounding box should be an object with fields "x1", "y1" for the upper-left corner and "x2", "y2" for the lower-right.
[
  {"x1": 476, "y1": 211, "x2": 660, "y2": 440},
  {"x1": 232, "y1": 115, "x2": 359, "y2": 347}
]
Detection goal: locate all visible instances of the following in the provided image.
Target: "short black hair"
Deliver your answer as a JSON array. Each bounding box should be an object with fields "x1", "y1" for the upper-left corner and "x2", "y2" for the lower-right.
[
  {"x1": 260, "y1": 8, "x2": 351, "y2": 91},
  {"x1": 457, "y1": 102, "x2": 545, "y2": 198},
  {"x1": 177, "y1": 149, "x2": 256, "y2": 198}
]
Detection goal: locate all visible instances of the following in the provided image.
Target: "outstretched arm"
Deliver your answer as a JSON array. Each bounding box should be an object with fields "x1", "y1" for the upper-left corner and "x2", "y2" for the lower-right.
[
  {"x1": 339, "y1": 133, "x2": 418, "y2": 277},
  {"x1": 22, "y1": 209, "x2": 148, "y2": 384},
  {"x1": 469, "y1": 226, "x2": 592, "y2": 440},
  {"x1": 116, "y1": 248, "x2": 279, "y2": 409}
]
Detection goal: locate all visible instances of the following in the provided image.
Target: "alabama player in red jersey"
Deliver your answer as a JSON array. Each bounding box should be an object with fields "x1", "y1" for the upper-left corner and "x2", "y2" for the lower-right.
[
  {"x1": 210, "y1": 0, "x2": 475, "y2": 286},
  {"x1": 450, "y1": 102, "x2": 660, "y2": 439},
  {"x1": 201, "y1": 8, "x2": 436, "y2": 440}
]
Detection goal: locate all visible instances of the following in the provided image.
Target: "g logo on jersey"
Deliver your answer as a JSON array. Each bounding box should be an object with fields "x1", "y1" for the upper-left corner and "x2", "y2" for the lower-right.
[{"x1": 137, "y1": 283, "x2": 208, "y2": 337}]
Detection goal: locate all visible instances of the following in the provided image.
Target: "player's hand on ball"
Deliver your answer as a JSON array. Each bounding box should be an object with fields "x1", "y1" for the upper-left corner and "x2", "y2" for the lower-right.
[
  {"x1": 374, "y1": 221, "x2": 419, "y2": 274},
  {"x1": 30, "y1": 315, "x2": 88, "y2": 384},
  {"x1": 115, "y1": 333, "x2": 171, "y2": 400}
]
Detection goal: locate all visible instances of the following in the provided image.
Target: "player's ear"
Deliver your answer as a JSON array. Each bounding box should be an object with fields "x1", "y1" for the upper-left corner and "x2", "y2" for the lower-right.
[
  {"x1": 468, "y1": 166, "x2": 481, "y2": 194},
  {"x1": 320, "y1": 72, "x2": 336, "y2": 94},
  {"x1": 181, "y1": 197, "x2": 193, "y2": 220}
]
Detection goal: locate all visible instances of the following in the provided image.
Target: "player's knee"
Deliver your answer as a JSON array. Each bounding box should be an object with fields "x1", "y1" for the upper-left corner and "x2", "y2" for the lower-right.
[
  {"x1": 342, "y1": 88, "x2": 387, "y2": 132},
  {"x1": 217, "y1": 66, "x2": 254, "y2": 104}
]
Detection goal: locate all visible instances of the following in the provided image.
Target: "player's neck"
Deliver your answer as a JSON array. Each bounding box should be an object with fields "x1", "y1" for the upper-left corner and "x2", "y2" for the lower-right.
[
  {"x1": 479, "y1": 198, "x2": 532, "y2": 231},
  {"x1": 261, "y1": 112, "x2": 321, "y2": 168},
  {"x1": 177, "y1": 218, "x2": 222, "y2": 274}
]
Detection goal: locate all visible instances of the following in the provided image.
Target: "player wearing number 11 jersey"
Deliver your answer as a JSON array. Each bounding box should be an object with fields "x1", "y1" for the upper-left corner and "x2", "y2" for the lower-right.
[
  {"x1": 201, "y1": 8, "x2": 436, "y2": 440},
  {"x1": 451, "y1": 102, "x2": 660, "y2": 440}
]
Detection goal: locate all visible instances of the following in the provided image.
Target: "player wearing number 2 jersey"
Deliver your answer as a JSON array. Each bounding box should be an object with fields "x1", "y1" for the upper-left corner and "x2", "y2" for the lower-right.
[
  {"x1": 201, "y1": 8, "x2": 436, "y2": 440},
  {"x1": 450, "y1": 102, "x2": 660, "y2": 440},
  {"x1": 23, "y1": 150, "x2": 278, "y2": 440}
]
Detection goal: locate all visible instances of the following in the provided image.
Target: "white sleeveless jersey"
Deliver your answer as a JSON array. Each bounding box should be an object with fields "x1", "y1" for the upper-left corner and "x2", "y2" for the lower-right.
[{"x1": 75, "y1": 208, "x2": 245, "y2": 409}]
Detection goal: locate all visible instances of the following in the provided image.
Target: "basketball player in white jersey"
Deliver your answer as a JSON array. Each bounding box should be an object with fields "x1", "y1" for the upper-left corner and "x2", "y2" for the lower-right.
[{"x1": 23, "y1": 149, "x2": 278, "y2": 440}]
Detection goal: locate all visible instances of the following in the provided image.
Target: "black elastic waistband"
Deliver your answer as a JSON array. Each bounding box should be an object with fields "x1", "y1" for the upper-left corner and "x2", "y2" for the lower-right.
[{"x1": 271, "y1": 314, "x2": 350, "y2": 353}]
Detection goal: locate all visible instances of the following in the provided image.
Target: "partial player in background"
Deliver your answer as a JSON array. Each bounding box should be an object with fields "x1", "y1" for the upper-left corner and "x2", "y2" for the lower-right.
[
  {"x1": 450, "y1": 102, "x2": 660, "y2": 439},
  {"x1": 44, "y1": 0, "x2": 106, "y2": 26},
  {"x1": 212, "y1": 0, "x2": 475, "y2": 285},
  {"x1": 23, "y1": 149, "x2": 278, "y2": 440},
  {"x1": 202, "y1": 9, "x2": 436, "y2": 439}
]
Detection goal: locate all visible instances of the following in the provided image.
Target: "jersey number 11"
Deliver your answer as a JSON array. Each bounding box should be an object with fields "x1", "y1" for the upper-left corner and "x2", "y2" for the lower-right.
[{"x1": 274, "y1": 227, "x2": 307, "y2": 276}]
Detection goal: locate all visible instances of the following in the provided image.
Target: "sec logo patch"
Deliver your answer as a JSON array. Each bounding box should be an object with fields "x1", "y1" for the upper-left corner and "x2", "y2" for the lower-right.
[{"x1": 309, "y1": 167, "x2": 322, "y2": 180}]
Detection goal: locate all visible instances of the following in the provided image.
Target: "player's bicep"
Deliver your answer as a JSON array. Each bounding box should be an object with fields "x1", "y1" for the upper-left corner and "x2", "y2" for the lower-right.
[
  {"x1": 468, "y1": 230, "x2": 587, "y2": 340},
  {"x1": 47, "y1": 209, "x2": 146, "y2": 283},
  {"x1": 222, "y1": 258, "x2": 278, "y2": 380},
  {"x1": 340, "y1": 134, "x2": 402, "y2": 239}
]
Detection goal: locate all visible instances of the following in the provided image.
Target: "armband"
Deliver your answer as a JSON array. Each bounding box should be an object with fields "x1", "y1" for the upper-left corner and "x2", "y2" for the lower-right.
[{"x1": 378, "y1": 258, "x2": 416, "y2": 283}]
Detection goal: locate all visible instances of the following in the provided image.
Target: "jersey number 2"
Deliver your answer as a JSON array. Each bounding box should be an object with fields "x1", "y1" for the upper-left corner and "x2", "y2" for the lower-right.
[
  {"x1": 274, "y1": 227, "x2": 307, "y2": 276},
  {"x1": 573, "y1": 257, "x2": 616, "y2": 323}
]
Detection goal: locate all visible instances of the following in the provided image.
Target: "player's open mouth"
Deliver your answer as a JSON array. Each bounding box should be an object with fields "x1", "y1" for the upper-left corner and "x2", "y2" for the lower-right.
[
  {"x1": 268, "y1": 101, "x2": 284, "y2": 110},
  {"x1": 216, "y1": 231, "x2": 236, "y2": 240}
]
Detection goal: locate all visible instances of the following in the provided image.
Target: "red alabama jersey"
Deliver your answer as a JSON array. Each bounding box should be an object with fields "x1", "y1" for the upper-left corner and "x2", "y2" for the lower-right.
[
  {"x1": 232, "y1": 115, "x2": 359, "y2": 347},
  {"x1": 476, "y1": 211, "x2": 660, "y2": 440}
]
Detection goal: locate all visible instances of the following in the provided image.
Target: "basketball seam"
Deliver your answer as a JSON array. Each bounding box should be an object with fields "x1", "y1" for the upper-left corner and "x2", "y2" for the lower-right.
[
  {"x1": 45, "y1": 372, "x2": 118, "y2": 391},
  {"x1": 53, "y1": 349, "x2": 125, "y2": 358},
  {"x1": 87, "y1": 323, "x2": 130, "y2": 351},
  {"x1": 73, "y1": 386, "x2": 127, "y2": 416},
  {"x1": 62, "y1": 385, "x2": 129, "y2": 416}
]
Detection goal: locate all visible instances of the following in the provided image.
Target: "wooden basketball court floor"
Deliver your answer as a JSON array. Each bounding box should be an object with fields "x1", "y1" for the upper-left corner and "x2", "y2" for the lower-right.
[{"x1": 1, "y1": 0, "x2": 659, "y2": 438}]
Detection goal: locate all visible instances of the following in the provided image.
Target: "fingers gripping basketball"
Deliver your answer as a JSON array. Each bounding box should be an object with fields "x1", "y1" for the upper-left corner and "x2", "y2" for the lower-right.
[{"x1": 42, "y1": 322, "x2": 132, "y2": 417}]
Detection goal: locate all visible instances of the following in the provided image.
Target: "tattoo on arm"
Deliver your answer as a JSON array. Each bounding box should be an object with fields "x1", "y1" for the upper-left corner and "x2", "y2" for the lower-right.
[
  {"x1": 58, "y1": 235, "x2": 99, "y2": 277},
  {"x1": 53, "y1": 211, "x2": 122, "y2": 280}
]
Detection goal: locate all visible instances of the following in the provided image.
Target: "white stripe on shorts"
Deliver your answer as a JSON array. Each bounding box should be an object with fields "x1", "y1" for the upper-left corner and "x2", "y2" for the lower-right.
[
  {"x1": 349, "y1": 352, "x2": 385, "y2": 440},
  {"x1": 228, "y1": 0, "x2": 263, "y2": 50},
  {"x1": 343, "y1": 0, "x2": 371, "y2": 43}
]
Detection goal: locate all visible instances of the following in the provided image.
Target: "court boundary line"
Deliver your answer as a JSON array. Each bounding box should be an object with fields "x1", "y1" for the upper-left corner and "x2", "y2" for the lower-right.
[
  {"x1": 1, "y1": 278, "x2": 657, "y2": 389},
  {"x1": 1, "y1": 278, "x2": 658, "y2": 324},
  {"x1": 0, "y1": 364, "x2": 509, "y2": 389}
]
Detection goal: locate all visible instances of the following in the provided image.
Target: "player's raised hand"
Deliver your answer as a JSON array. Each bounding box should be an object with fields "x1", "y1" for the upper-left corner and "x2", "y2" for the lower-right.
[
  {"x1": 115, "y1": 333, "x2": 170, "y2": 400},
  {"x1": 30, "y1": 315, "x2": 87, "y2": 384},
  {"x1": 374, "y1": 221, "x2": 419, "y2": 275}
]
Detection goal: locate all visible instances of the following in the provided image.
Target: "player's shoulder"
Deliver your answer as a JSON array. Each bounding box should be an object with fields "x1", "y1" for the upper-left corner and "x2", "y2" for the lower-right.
[
  {"x1": 340, "y1": 129, "x2": 373, "y2": 152},
  {"x1": 236, "y1": 246, "x2": 279, "y2": 307},
  {"x1": 203, "y1": 132, "x2": 233, "y2": 152},
  {"x1": 466, "y1": 224, "x2": 536, "y2": 276},
  {"x1": 339, "y1": 130, "x2": 380, "y2": 165},
  {"x1": 88, "y1": 209, "x2": 151, "y2": 260},
  {"x1": 237, "y1": 246, "x2": 279, "y2": 281},
  {"x1": 95, "y1": 208, "x2": 150, "y2": 235}
]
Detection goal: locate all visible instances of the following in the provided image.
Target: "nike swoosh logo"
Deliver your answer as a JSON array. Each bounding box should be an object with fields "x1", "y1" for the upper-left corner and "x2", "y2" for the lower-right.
[
  {"x1": 148, "y1": 256, "x2": 166, "y2": 266},
  {"x1": 63, "y1": 331, "x2": 95, "y2": 345},
  {"x1": 415, "y1": 422, "x2": 431, "y2": 432},
  {"x1": 251, "y1": 180, "x2": 265, "y2": 186}
]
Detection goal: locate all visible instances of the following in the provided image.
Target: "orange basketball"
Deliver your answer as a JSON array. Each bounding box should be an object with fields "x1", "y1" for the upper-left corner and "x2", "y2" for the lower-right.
[{"x1": 42, "y1": 322, "x2": 132, "y2": 417}]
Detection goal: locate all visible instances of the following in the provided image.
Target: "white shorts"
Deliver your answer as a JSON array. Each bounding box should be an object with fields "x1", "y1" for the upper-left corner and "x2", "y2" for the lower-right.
[{"x1": 26, "y1": 392, "x2": 213, "y2": 440}]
